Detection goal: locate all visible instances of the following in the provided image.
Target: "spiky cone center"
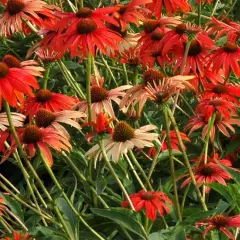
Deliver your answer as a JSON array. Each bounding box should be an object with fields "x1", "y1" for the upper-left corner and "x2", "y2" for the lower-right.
[
  {"x1": 76, "y1": 18, "x2": 97, "y2": 34},
  {"x1": 116, "y1": 4, "x2": 127, "y2": 14},
  {"x1": 35, "y1": 89, "x2": 53, "y2": 102},
  {"x1": 112, "y1": 121, "x2": 134, "y2": 142},
  {"x1": 3, "y1": 55, "x2": 21, "y2": 68},
  {"x1": 143, "y1": 69, "x2": 164, "y2": 87},
  {"x1": 211, "y1": 215, "x2": 229, "y2": 228},
  {"x1": 154, "y1": 91, "x2": 170, "y2": 103},
  {"x1": 223, "y1": 43, "x2": 238, "y2": 53},
  {"x1": 128, "y1": 58, "x2": 139, "y2": 66},
  {"x1": 91, "y1": 86, "x2": 108, "y2": 103},
  {"x1": 106, "y1": 22, "x2": 127, "y2": 37},
  {"x1": 151, "y1": 50, "x2": 162, "y2": 58},
  {"x1": 23, "y1": 125, "x2": 43, "y2": 144},
  {"x1": 187, "y1": 40, "x2": 202, "y2": 56},
  {"x1": 6, "y1": 0, "x2": 25, "y2": 15},
  {"x1": 175, "y1": 23, "x2": 187, "y2": 34},
  {"x1": 0, "y1": 62, "x2": 10, "y2": 78},
  {"x1": 144, "y1": 19, "x2": 160, "y2": 34},
  {"x1": 35, "y1": 109, "x2": 56, "y2": 128},
  {"x1": 212, "y1": 85, "x2": 227, "y2": 94},
  {"x1": 141, "y1": 192, "x2": 154, "y2": 200},
  {"x1": 76, "y1": 7, "x2": 93, "y2": 18},
  {"x1": 151, "y1": 29, "x2": 164, "y2": 41},
  {"x1": 199, "y1": 164, "x2": 214, "y2": 176}
]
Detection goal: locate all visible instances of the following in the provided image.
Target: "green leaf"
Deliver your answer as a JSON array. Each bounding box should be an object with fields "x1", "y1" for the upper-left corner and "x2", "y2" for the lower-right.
[
  {"x1": 91, "y1": 207, "x2": 146, "y2": 239},
  {"x1": 218, "y1": 163, "x2": 240, "y2": 186},
  {"x1": 0, "y1": 193, "x2": 24, "y2": 221},
  {"x1": 208, "y1": 183, "x2": 232, "y2": 203},
  {"x1": 96, "y1": 175, "x2": 107, "y2": 195}
]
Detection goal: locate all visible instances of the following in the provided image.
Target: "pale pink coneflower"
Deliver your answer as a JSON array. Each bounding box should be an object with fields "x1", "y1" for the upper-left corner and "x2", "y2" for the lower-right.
[
  {"x1": 2, "y1": 54, "x2": 44, "y2": 77},
  {"x1": 74, "y1": 77, "x2": 131, "y2": 120},
  {"x1": 86, "y1": 121, "x2": 159, "y2": 166},
  {"x1": 35, "y1": 108, "x2": 87, "y2": 139},
  {"x1": 0, "y1": 112, "x2": 25, "y2": 131}
]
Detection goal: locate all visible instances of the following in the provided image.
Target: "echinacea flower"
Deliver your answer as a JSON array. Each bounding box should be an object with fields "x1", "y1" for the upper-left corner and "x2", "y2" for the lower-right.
[
  {"x1": 35, "y1": 108, "x2": 86, "y2": 139},
  {"x1": 0, "y1": 195, "x2": 6, "y2": 215},
  {"x1": 111, "y1": 0, "x2": 152, "y2": 31},
  {"x1": 84, "y1": 112, "x2": 114, "y2": 142},
  {"x1": 21, "y1": 89, "x2": 78, "y2": 120},
  {"x1": 162, "y1": 130, "x2": 190, "y2": 151},
  {"x1": 0, "y1": 112, "x2": 25, "y2": 131},
  {"x1": 86, "y1": 121, "x2": 158, "y2": 164},
  {"x1": 181, "y1": 161, "x2": 232, "y2": 193},
  {"x1": 207, "y1": 42, "x2": 240, "y2": 78},
  {"x1": 196, "y1": 98, "x2": 236, "y2": 122},
  {"x1": 122, "y1": 190, "x2": 173, "y2": 221},
  {"x1": 74, "y1": 78, "x2": 130, "y2": 120},
  {"x1": 0, "y1": 62, "x2": 39, "y2": 109},
  {"x1": 6, "y1": 125, "x2": 72, "y2": 167},
  {"x1": 0, "y1": 0, "x2": 58, "y2": 36},
  {"x1": 196, "y1": 214, "x2": 240, "y2": 240},
  {"x1": 2, "y1": 54, "x2": 45, "y2": 77},
  {"x1": 184, "y1": 113, "x2": 240, "y2": 142},
  {"x1": 2, "y1": 231, "x2": 32, "y2": 240},
  {"x1": 146, "y1": 0, "x2": 191, "y2": 18}
]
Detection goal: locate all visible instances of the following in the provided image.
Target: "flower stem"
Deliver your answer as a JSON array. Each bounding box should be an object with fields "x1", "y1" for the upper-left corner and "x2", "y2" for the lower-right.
[
  {"x1": 133, "y1": 67, "x2": 138, "y2": 85},
  {"x1": 99, "y1": 141, "x2": 135, "y2": 211},
  {"x1": 43, "y1": 64, "x2": 51, "y2": 89},
  {"x1": 222, "y1": 0, "x2": 237, "y2": 20},
  {"x1": 198, "y1": 0, "x2": 202, "y2": 26},
  {"x1": 122, "y1": 64, "x2": 129, "y2": 84},
  {"x1": 80, "y1": 0, "x2": 83, "y2": 8},
  {"x1": 166, "y1": 107, "x2": 208, "y2": 211},
  {"x1": 101, "y1": 55, "x2": 118, "y2": 86},
  {"x1": 0, "y1": 216, "x2": 13, "y2": 233},
  {"x1": 87, "y1": 53, "x2": 93, "y2": 122},
  {"x1": 40, "y1": 152, "x2": 105, "y2": 240},
  {"x1": 163, "y1": 107, "x2": 182, "y2": 222},
  {"x1": 211, "y1": 0, "x2": 220, "y2": 15},
  {"x1": 129, "y1": 150, "x2": 153, "y2": 191}
]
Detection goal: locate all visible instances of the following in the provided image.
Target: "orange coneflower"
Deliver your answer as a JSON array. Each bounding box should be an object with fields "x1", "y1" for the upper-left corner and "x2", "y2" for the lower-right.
[
  {"x1": 0, "y1": 0, "x2": 58, "y2": 36},
  {"x1": 196, "y1": 215, "x2": 240, "y2": 240},
  {"x1": 6, "y1": 125, "x2": 72, "y2": 167},
  {"x1": 0, "y1": 62, "x2": 39, "y2": 109},
  {"x1": 75, "y1": 77, "x2": 131, "y2": 120},
  {"x1": 2, "y1": 54, "x2": 44, "y2": 77},
  {"x1": 122, "y1": 190, "x2": 173, "y2": 221},
  {"x1": 21, "y1": 89, "x2": 78, "y2": 120},
  {"x1": 86, "y1": 121, "x2": 158, "y2": 164},
  {"x1": 35, "y1": 108, "x2": 86, "y2": 139},
  {"x1": 146, "y1": 0, "x2": 191, "y2": 18},
  {"x1": 2, "y1": 231, "x2": 32, "y2": 240}
]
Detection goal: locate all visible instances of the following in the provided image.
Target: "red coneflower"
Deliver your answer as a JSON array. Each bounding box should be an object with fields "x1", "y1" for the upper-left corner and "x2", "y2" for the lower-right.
[
  {"x1": 3, "y1": 231, "x2": 32, "y2": 240},
  {"x1": 196, "y1": 214, "x2": 240, "y2": 240},
  {"x1": 207, "y1": 42, "x2": 240, "y2": 78},
  {"x1": 0, "y1": 195, "x2": 6, "y2": 215},
  {"x1": 86, "y1": 121, "x2": 158, "y2": 164},
  {"x1": 21, "y1": 89, "x2": 78, "y2": 120},
  {"x1": 35, "y1": 108, "x2": 86, "y2": 139},
  {"x1": 196, "y1": 98, "x2": 236, "y2": 122},
  {"x1": 2, "y1": 54, "x2": 45, "y2": 77},
  {"x1": 162, "y1": 130, "x2": 190, "y2": 151},
  {"x1": 122, "y1": 190, "x2": 173, "y2": 221},
  {"x1": 84, "y1": 112, "x2": 114, "y2": 142},
  {"x1": 184, "y1": 113, "x2": 240, "y2": 142},
  {"x1": 0, "y1": 62, "x2": 39, "y2": 109},
  {"x1": 146, "y1": 0, "x2": 191, "y2": 18},
  {"x1": 7, "y1": 125, "x2": 72, "y2": 167},
  {"x1": 111, "y1": 0, "x2": 152, "y2": 31},
  {"x1": 181, "y1": 162, "x2": 232, "y2": 193},
  {"x1": 0, "y1": 0, "x2": 58, "y2": 36},
  {"x1": 75, "y1": 77, "x2": 130, "y2": 120},
  {"x1": 200, "y1": 83, "x2": 240, "y2": 104}
]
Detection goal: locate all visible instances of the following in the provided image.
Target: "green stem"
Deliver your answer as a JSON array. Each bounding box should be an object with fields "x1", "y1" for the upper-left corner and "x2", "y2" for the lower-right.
[
  {"x1": 222, "y1": 0, "x2": 237, "y2": 20},
  {"x1": 133, "y1": 67, "x2": 138, "y2": 85},
  {"x1": 129, "y1": 150, "x2": 153, "y2": 191},
  {"x1": 40, "y1": 152, "x2": 105, "y2": 240},
  {"x1": 144, "y1": 216, "x2": 149, "y2": 233},
  {"x1": 163, "y1": 107, "x2": 182, "y2": 222},
  {"x1": 122, "y1": 64, "x2": 129, "y2": 84},
  {"x1": 167, "y1": 107, "x2": 208, "y2": 211},
  {"x1": 147, "y1": 146, "x2": 162, "y2": 180},
  {"x1": 101, "y1": 55, "x2": 118, "y2": 86},
  {"x1": 99, "y1": 141, "x2": 135, "y2": 211},
  {"x1": 43, "y1": 64, "x2": 51, "y2": 89},
  {"x1": 0, "y1": 216, "x2": 13, "y2": 233},
  {"x1": 80, "y1": 0, "x2": 83, "y2": 8},
  {"x1": 211, "y1": 0, "x2": 220, "y2": 15},
  {"x1": 181, "y1": 183, "x2": 191, "y2": 213},
  {"x1": 87, "y1": 53, "x2": 92, "y2": 122},
  {"x1": 198, "y1": 0, "x2": 202, "y2": 26}
]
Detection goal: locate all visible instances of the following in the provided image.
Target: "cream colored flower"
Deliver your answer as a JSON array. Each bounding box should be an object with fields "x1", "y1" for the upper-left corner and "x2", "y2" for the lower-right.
[
  {"x1": 86, "y1": 121, "x2": 158, "y2": 166},
  {"x1": 0, "y1": 112, "x2": 25, "y2": 131}
]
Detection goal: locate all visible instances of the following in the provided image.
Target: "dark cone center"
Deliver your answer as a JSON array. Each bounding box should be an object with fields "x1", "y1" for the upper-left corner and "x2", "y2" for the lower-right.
[
  {"x1": 3, "y1": 54, "x2": 21, "y2": 68},
  {"x1": 0, "y1": 62, "x2": 10, "y2": 78},
  {"x1": 76, "y1": 18, "x2": 97, "y2": 34},
  {"x1": 6, "y1": 0, "x2": 25, "y2": 15},
  {"x1": 175, "y1": 23, "x2": 187, "y2": 34},
  {"x1": 199, "y1": 165, "x2": 214, "y2": 176},
  {"x1": 76, "y1": 7, "x2": 93, "y2": 18},
  {"x1": 23, "y1": 125, "x2": 43, "y2": 144},
  {"x1": 151, "y1": 29, "x2": 164, "y2": 41},
  {"x1": 151, "y1": 50, "x2": 162, "y2": 57},
  {"x1": 144, "y1": 19, "x2": 160, "y2": 34},
  {"x1": 211, "y1": 215, "x2": 229, "y2": 228},
  {"x1": 35, "y1": 89, "x2": 53, "y2": 102},
  {"x1": 223, "y1": 43, "x2": 238, "y2": 53},
  {"x1": 143, "y1": 69, "x2": 164, "y2": 87},
  {"x1": 117, "y1": 4, "x2": 127, "y2": 14},
  {"x1": 35, "y1": 109, "x2": 56, "y2": 128},
  {"x1": 141, "y1": 192, "x2": 154, "y2": 200},
  {"x1": 188, "y1": 40, "x2": 202, "y2": 56},
  {"x1": 91, "y1": 86, "x2": 108, "y2": 102},
  {"x1": 112, "y1": 121, "x2": 134, "y2": 142},
  {"x1": 212, "y1": 85, "x2": 227, "y2": 94}
]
